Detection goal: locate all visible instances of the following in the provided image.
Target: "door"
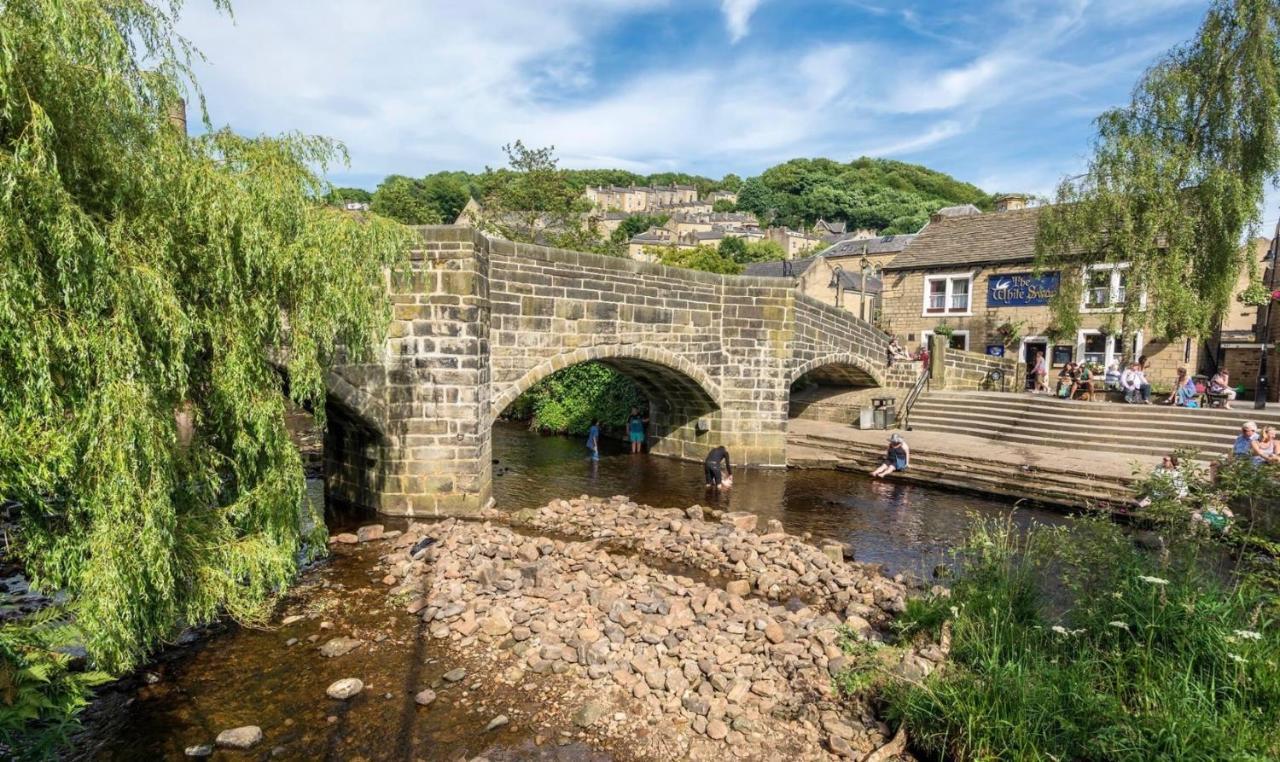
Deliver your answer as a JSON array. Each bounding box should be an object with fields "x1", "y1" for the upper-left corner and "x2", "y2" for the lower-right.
[{"x1": 1023, "y1": 340, "x2": 1047, "y2": 390}]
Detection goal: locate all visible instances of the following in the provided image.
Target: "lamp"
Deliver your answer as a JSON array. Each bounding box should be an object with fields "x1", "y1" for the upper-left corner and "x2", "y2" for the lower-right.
[
  {"x1": 859, "y1": 248, "x2": 871, "y2": 322},
  {"x1": 829, "y1": 265, "x2": 844, "y2": 309}
]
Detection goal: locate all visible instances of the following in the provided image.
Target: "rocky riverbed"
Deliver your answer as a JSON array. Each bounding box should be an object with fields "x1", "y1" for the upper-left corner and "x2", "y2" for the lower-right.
[{"x1": 365, "y1": 495, "x2": 937, "y2": 761}]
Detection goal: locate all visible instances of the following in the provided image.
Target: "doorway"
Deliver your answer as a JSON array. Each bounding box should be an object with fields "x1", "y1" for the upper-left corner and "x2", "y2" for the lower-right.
[{"x1": 1022, "y1": 338, "x2": 1048, "y2": 390}]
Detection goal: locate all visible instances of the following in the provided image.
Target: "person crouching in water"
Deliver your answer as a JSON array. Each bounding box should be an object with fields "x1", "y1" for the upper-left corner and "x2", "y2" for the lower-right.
[
  {"x1": 871, "y1": 434, "x2": 909, "y2": 478},
  {"x1": 704, "y1": 446, "x2": 732, "y2": 489}
]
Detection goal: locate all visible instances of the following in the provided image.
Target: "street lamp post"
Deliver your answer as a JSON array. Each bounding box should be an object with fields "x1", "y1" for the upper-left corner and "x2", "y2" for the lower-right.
[
  {"x1": 859, "y1": 248, "x2": 871, "y2": 324},
  {"x1": 829, "y1": 265, "x2": 844, "y2": 310},
  {"x1": 1256, "y1": 237, "x2": 1278, "y2": 409}
]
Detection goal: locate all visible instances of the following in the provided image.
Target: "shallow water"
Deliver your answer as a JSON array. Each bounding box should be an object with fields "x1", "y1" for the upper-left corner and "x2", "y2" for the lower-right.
[{"x1": 74, "y1": 422, "x2": 1063, "y2": 761}]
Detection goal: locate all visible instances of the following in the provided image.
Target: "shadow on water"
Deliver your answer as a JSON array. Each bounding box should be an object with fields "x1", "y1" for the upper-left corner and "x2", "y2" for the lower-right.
[{"x1": 74, "y1": 421, "x2": 1063, "y2": 761}]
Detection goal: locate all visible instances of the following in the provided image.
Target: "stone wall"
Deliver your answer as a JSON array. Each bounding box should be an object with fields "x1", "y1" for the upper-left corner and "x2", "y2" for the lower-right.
[{"x1": 328, "y1": 226, "x2": 895, "y2": 517}]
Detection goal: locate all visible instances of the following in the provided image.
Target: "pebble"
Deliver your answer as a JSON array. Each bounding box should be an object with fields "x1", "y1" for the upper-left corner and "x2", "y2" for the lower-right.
[
  {"x1": 325, "y1": 678, "x2": 364, "y2": 700},
  {"x1": 414, "y1": 689, "x2": 437, "y2": 706},
  {"x1": 443, "y1": 668, "x2": 467, "y2": 682},
  {"x1": 485, "y1": 714, "x2": 509, "y2": 731},
  {"x1": 214, "y1": 726, "x2": 263, "y2": 750},
  {"x1": 318, "y1": 636, "x2": 363, "y2": 658},
  {"x1": 183, "y1": 744, "x2": 213, "y2": 757}
]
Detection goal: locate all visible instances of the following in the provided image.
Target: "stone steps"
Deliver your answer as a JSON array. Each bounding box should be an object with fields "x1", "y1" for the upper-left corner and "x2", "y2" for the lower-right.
[
  {"x1": 906, "y1": 391, "x2": 1280, "y2": 459},
  {"x1": 789, "y1": 432, "x2": 1132, "y2": 510}
]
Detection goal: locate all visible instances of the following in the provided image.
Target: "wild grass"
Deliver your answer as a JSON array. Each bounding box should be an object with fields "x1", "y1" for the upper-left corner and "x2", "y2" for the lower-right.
[{"x1": 872, "y1": 515, "x2": 1280, "y2": 761}]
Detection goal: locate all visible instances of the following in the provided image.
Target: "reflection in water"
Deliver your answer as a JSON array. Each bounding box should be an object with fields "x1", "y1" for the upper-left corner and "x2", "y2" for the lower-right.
[
  {"x1": 492, "y1": 421, "x2": 1063, "y2": 576},
  {"x1": 77, "y1": 421, "x2": 1063, "y2": 761}
]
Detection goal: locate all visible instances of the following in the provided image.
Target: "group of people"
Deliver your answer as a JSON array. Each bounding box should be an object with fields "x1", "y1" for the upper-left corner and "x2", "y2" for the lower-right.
[
  {"x1": 584, "y1": 408, "x2": 650, "y2": 462},
  {"x1": 1030, "y1": 351, "x2": 1239, "y2": 411},
  {"x1": 885, "y1": 336, "x2": 927, "y2": 369},
  {"x1": 1233, "y1": 420, "x2": 1280, "y2": 465}
]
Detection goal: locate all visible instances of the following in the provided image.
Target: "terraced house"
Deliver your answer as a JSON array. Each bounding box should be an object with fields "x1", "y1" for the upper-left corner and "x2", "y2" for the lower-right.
[{"x1": 877, "y1": 196, "x2": 1198, "y2": 387}]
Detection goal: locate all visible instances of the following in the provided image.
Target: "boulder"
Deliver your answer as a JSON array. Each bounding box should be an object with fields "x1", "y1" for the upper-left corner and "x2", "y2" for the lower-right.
[
  {"x1": 318, "y1": 636, "x2": 363, "y2": 658},
  {"x1": 332, "y1": 533, "x2": 358, "y2": 544},
  {"x1": 355, "y1": 524, "x2": 384, "y2": 542},
  {"x1": 721, "y1": 512, "x2": 758, "y2": 532},
  {"x1": 414, "y1": 689, "x2": 437, "y2": 706},
  {"x1": 725, "y1": 579, "x2": 751, "y2": 597},
  {"x1": 442, "y1": 667, "x2": 467, "y2": 683},
  {"x1": 573, "y1": 700, "x2": 608, "y2": 728}
]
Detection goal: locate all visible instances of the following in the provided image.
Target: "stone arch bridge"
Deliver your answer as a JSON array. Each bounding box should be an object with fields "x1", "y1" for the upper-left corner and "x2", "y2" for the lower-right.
[{"x1": 325, "y1": 226, "x2": 911, "y2": 516}]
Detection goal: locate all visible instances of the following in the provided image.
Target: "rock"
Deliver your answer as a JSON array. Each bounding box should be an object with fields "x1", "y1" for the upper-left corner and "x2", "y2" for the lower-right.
[
  {"x1": 443, "y1": 668, "x2": 467, "y2": 683},
  {"x1": 318, "y1": 636, "x2": 363, "y2": 658},
  {"x1": 184, "y1": 744, "x2": 213, "y2": 757},
  {"x1": 285, "y1": 638, "x2": 298, "y2": 647},
  {"x1": 325, "y1": 678, "x2": 364, "y2": 700},
  {"x1": 481, "y1": 610, "x2": 513, "y2": 637},
  {"x1": 381, "y1": 575, "x2": 397, "y2": 586},
  {"x1": 725, "y1": 579, "x2": 751, "y2": 597},
  {"x1": 356, "y1": 524, "x2": 384, "y2": 542},
  {"x1": 405, "y1": 597, "x2": 428, "y2": 615},
  {"x1": 215, "y1": 726, "x2": 263, "y2": 750},
  {"x1": 332, "y1": 533, "x2": 358, "y2": 544},
  {"x1": 721, "y1": 512, "x2": 757, "y2": 532},
  {"x1": 829, "y1": 734, "x2": 856, "y2": 758},
  {"x1": 414, "y1": 689, "x2": 437, "y2": 706},
  {"x1": 280, "y1": 615, "x2": 305, "y2": 626},
  {"x1": 706, "y1": 718, "x2": 730, "y2": 741},
  {"x1": 764, "y1": 623, "x2": 785, "y2": 644},
  {"x1": 573, "y1": 700, "x2": 608, "y2": 728},
  {"x1": 822, "y1": 544, "x2": 845, "y2": 565},
  {"x1": 485, "y1": 714, "x2": 509, "y2": 731},
  {"x1": 517, "y1": 544, "x2": 540, "y2": 562},
  {"x1": 410, "y1": 536, "x2": 435, "y2": 556}
]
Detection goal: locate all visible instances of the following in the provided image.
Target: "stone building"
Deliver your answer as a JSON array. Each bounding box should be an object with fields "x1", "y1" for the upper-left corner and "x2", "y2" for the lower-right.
[
  {"x1": 1213, "y1": 236, "x2": 1280, "y2": 401},
  {"x1": 877, "y1": 201, "x2": 1198, "y2": 387},
  {"x1": 765, "y1": 227, "x2": 823, "y2": 258},
  {"x1": 744, "y1": 256, "x2": 881, "y2": 323},
  {"x1": 585, "y1": 184, "x2": 699, "y2": 212},
  {"x1": 708, "y1": 189, "x2": 738, "y2": 205}
]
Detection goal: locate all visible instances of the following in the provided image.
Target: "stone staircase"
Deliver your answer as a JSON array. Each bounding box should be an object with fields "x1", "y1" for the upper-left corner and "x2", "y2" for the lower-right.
[
  {"x1": 907, "y1": 391, "x2": 1280, "y2": 459},
  {"x1": 787, "y1": 429, "x2": 1134, "y2": 509}
]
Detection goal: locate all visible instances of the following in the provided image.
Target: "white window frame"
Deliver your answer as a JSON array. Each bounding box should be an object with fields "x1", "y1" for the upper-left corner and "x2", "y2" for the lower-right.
[
  {"x1": 922, "y1": 271, "x2": 975, "y2": 317},
  {"x1": 1081, "y1": 263, "x2": 1146, "y2": 312},
  {"x1": 1075, "y1": 329, "x2": 1145, "y2": 370},
  {"x1": 923, "y1": 329, "x2": 970, "y2": 352}
]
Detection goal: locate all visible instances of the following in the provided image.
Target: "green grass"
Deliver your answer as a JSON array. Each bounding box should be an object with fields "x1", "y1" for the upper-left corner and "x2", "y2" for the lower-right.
[{"x1": 861, "y1": 516, "x2": 1280, "y2": 761}]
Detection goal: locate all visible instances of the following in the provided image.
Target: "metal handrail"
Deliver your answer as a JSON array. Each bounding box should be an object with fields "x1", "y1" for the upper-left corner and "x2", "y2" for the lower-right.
[{"x1": 896, "y1": 365, "x2": 931, "y2": 429}]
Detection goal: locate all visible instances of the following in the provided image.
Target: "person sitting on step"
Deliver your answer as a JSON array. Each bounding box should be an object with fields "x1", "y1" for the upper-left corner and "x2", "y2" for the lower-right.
[
  {"x1": 1074, "y1": 362, "x2": 1095, "y2": 400},
  {"x1": 870, "y1": 434, "x2": 909, "y2": 478},
  {"x1": 1251, "y1": 425, "x2": 1280, "y2": 465},
  {"x1": 1166, "y1": 366, "x2": 1199, "y2": 407},
  {"x1": 1056, "y1": 361, "x2": 1077, "y2": 398},
  {"x1": 1104, "y1": 362, "x2": 1121, "y2": 390},
  {"x1": 1121, "y1": 362, "x2": 1152, "y2": 404},
  {"x1": 1209, "y1": 369, "x2": 1236, "y2": 410}
]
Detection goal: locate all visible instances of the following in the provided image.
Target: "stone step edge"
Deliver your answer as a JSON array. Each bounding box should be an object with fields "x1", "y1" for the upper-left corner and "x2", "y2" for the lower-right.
[
  {"x1": 907, "y1": 412, "x2": 1237, "y2": 447},
  {"x1": 911, "y1": 398, "x2": 1264, "y2": 430},
  {"x1": 905, "y1": 421, "x2": 1222, "y2": 459},
  {"x1": 922, "y1": 392, "x2": 1280, "y2": 421}
]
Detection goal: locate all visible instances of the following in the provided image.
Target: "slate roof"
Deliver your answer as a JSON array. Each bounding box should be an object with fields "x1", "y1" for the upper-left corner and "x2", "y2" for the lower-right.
[
  {"x1": 883, "y1": 207, "x2": 1041, "y2": 271},
  {"x1": 744, "y1": 257, "x2": 882, "y2": 293},
  {"x1": 934, "y1": 204, "x2": 983, "y2": 218},
  {"x1": 821, "y1": 234, "x2": 915, "y2": 258}
]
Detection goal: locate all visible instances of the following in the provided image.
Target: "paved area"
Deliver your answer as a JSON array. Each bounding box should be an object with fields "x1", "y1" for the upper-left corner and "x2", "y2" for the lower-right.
[{"x1": 787, "y1": 418, "x2": 1144, "y2": 483}]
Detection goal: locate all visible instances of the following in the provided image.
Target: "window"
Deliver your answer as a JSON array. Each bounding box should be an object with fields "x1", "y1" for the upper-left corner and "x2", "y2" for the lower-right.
[
  {"x1": 923, "y1": 330, "x2": 970, "y2": 352},
  {"x1": 1082, "y1": 264, "x2": 1139, "y2": 311},
  {"x1": 923, "y1": 273, "x2": 974, "y2": 316},
  {"x1": 1082, "y1": 333, "x2": 1108, "y2": 366},
  {"x1": 1076, "y1": 330, "x2": 1144, "y2": 370}
]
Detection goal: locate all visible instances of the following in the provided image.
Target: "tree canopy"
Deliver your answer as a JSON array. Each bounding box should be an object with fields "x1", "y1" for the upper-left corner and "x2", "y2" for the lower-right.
[
  {"x1": 369, "y1": 172, "x2": 470, "y2": 225},
  {"x1": 0, "y1": 1, "x2": 409, "y2": 743},
  {"x1": 1037, "y1": 0, "x2": 1280, "y2": 339}
]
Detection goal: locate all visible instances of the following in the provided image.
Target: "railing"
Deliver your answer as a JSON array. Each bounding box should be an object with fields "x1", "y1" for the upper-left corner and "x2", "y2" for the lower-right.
[{"x1": 896, "y1": 364, "x2": 932, "y2": 429}]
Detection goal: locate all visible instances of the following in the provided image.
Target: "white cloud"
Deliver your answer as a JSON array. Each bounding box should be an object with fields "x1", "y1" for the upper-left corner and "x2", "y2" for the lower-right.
[{"x1": 720, "y1": 0, "x2": 763, "y2": 43}]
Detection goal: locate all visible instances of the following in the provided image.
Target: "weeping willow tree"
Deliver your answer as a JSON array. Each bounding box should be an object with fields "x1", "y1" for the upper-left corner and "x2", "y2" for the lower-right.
[
  {"x1": 1037, "y1": 0, "x2": 1280, "y2": 340},
  {"x1": 0, "y1": 0, "x2": 409, "y2": 740}
]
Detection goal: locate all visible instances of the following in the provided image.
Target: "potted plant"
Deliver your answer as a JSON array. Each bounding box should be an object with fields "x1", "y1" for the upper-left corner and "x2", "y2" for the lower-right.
[{"x1": 933, "y1": 321, "x2": 956, "y2": 338}]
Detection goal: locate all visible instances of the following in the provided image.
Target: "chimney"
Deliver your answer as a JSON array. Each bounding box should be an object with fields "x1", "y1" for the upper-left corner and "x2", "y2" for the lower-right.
[
  {"x1": 167, "y1": 97, "x2": 187, "y2": 135},
  {"x1": 995, "y1": 194, "x2": 1027, "y2": 212}
]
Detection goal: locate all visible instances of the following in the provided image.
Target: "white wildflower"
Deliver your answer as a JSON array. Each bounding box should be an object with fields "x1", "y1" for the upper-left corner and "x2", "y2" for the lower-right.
[
  {"x1": 949, "y1": 606, "x2": 959, "y2": 618},
  {"x1": 1228, "y1": 653, "x2": 1247, "y2": 664},
  {"x1": 1108, "y1": 621, "x2": 1130, "y2": 631},
  {"x1": 1138, "y1": 575, "x2": 1170, "y2": 586},
  {"x1": 1233, "y1": 629, "x2": 1262, "y2": 641},
  {"x1": 1051, "y1": 625, "x2": 1069, "y2": 635}
]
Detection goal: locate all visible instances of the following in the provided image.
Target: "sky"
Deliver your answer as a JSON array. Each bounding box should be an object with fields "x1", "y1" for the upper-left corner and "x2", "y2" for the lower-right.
[{"x1": 176, "y1": 0, "x2": 1218, "y2": 200}]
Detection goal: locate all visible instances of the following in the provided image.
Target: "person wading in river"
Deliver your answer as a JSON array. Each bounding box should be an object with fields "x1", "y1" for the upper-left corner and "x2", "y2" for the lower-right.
[
  {"x1": 586, "y1": 419, "x2": 601, "y2": 461},
  {"x1": 627, "y1": 407, "x2": 647, "y2": 454},
  {"x1": 704, "y1": 446, "x2": 732, "y2": 489}
]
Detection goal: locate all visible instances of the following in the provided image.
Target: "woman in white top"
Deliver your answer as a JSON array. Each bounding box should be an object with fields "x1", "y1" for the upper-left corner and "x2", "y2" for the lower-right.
[{"x1": 1031, "y1": 351, "x2": 1048, "y2": 394}]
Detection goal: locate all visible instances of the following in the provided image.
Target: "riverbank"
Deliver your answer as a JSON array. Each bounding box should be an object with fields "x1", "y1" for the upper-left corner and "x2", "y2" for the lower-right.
[{"x1": 786, "y1": 418, "x2": 1138, "y2": 511}]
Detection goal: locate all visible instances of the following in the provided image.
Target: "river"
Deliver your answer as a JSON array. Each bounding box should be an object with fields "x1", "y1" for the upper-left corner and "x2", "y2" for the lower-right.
[{"x1": 73, "y1": 422, "x2": 1062, "y2": 760}]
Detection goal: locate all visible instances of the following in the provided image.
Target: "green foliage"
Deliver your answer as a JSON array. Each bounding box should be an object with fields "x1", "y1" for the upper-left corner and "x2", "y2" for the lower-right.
[
  {"x1": 716, "y1": 237, "x2": 784, "y2": 265},
  {"x1": 712, "y1": 199, "x2": 737, "y2": 213},
  {"x1": 502, "y1": 363, "x2": 643, "y2": 435},
  {"x1": 0, "y1": 0, "x2": 408, "y2": 711},
  {"x1": 1037, "y1": 0, "x2": 1280, "y2": 340},
  {"x1": 370, "y1": 174, "x2": 443, "y2": 224},
  {"x1": 884, "y1": 515, "x2": 1280, "y2": 761},
  {"x1": 734, "y1": 157, "x2": 991, "y2": 234},
  {"x1": 475, "y1": 141, "x2": 602, "y2": 251},
  {"x1": 647, "y1": 245, "x2": 743, "y2": 274},
  {"x1": 324, "y1": 186, "x2": 371, "y2": 205},
  {"x1": 0, "y1": 611, "x2": 110, "y2": 757},
  {"x1": 610, "y1": 214, "x2": 669, "y2": 244}
]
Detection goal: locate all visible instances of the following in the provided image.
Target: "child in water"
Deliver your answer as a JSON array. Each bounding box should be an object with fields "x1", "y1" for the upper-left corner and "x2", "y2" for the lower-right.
[{"x1": 586, "y1": 420, "x2": 601, "y2": 461}]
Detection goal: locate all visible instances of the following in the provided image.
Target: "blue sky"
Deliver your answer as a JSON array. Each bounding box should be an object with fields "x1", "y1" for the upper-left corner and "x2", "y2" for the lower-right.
[{"x1": 177, "y1": 0, "x2": 1214, "y2": 198}]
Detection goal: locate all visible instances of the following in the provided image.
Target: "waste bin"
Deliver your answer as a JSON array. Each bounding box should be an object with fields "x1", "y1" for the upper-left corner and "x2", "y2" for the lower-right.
[
  {"x1": 858, "y1": 407, "x2": 875, "y2": 430},
  {"x1": 873, "y1": 405, "x2": 896, "y2": 430}
]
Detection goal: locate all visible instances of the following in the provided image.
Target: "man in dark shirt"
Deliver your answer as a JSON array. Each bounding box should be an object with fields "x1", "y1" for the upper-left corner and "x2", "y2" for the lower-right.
[{"x1": 704, "y1": 446, "x2": 732, "y2": 489}]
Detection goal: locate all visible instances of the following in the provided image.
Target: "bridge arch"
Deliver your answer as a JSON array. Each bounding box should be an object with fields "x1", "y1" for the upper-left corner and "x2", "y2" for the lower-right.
[
  {"x1": 490, "y1": 344, "x2": 722, "y2": 423},
  {"x1": 789, "y1": 352, "x2": 884, "y2": 389}
]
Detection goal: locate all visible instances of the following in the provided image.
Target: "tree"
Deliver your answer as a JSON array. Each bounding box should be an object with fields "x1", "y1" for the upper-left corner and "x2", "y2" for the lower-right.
[
  {"x1": 718, "y1": 173, "x2": 743, "y2": 192},
  {"x1": 371, "y1": 174, "x2": 440, "y2": 224},
  {"x1": 610, "y1": 214, "x2": 670, "y2": 244},
  {"x1": 475, "y1": 141, "x2": 602, "y2": 251},
  {"x1": 1037, "y1": 0, "x2": 1280, "y2": 340},
  {"x1": 647, "y1": 245, "x2": 743, "y2": 274},
  {"x1": 0, "y1": 0, "x2": 410, "y2": 745},
  {"x1": 717, "y1": 236, "x2": 749, "y2": 262},
  {"x1": 712, "y1": 199, "x2": 737, "y2": 213},
  {"x1": 325, "y1": 186, "x2": 372, "y2": 205},
  {"x1": 420, "y1": 172, "x2": 470, "y2": 222}
]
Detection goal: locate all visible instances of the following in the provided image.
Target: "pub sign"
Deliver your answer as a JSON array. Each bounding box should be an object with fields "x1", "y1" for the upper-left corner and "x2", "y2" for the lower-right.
[{"x1": 986, "y1": 272, "x2": 1059, "y2": 307}]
